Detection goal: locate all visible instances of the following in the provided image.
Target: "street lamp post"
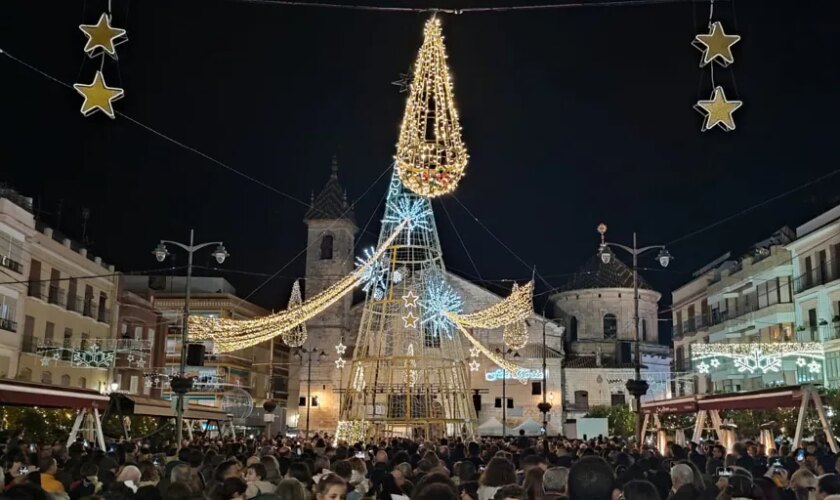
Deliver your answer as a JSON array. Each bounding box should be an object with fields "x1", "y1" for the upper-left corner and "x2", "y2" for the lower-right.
[
  {"x1": 495, "y1": 348, "x2": 518, "y2": 439},
  {"x1": 295, "y1": 347, "x2": 327, "y2": 440},
  {"x1": 153, "y1": 229, "x2": 229, "y2": 449},
  {"x1": 538, "y1": 306, "x2": 565, "y2": 455},
  {"x1": 596, "y1": 223, "x2": 672, "y2": 447}
]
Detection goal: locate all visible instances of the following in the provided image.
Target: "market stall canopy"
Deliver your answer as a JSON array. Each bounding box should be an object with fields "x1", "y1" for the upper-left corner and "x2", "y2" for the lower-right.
[
  {"x1": 513, "y1": 418, "x2": 543, "y2": 436},
  {"x1": 477, "y1": 417, "x2": 510, "y2": 436},
  {"x1": 698, "y1": 386, "x2": 810, "y2": 411},
  {"x1": 0, "y1": 380, "x2": 109, "y2": 410}
]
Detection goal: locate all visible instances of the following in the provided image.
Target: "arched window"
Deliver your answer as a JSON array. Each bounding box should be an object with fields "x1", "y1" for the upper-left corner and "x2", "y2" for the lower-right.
[
  {"x1": 61, "y1": 374, "x2": 71, "y2": 386},
  {"x1": 574, "y1": 390, "x2": 589, "y2": 410},
  {"x1": 603, "y1": 314, "x2": 617, "y2": 339},
  {"x1": 41, "y1": 371, "x2": 52, "y2": 385},
  {"x1": 568, "y1": 316, "x2": 578, "y2": 342},
  {"x1": 17, "y1": 368, "x2": 31, "y2": 381},
  {"x1": 78, "y1": 377, "x2": 87, "y2": 389},
  {"x1": 319, "y1": 234, "x2": 334, "y2": 260}
]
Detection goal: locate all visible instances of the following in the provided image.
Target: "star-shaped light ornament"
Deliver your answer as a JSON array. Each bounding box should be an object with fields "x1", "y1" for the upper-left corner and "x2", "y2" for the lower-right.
[
  {"x1": 335, "y1": 342, "x2": 347, "y2": 356},
  {"x1": 40, "y1": 356, "x2": 51, "y2": 367},
  {"x1": 695, "y1": 86, "x2": 742, "y2": 132},
  {"x1": 144, "y1": 378, "x2": 153, "y2": 389},
  {"x1": 693, "y1": 21, "x2": 740, "y2": 67},
  {"x1": 469, "y1": 346, "x2": 480, "y2": 358},
  {"x1": 796, "y1": 357, "x2": 807, "y2": 368},
  {"x1": 710, "y1": 358, "x2": 720, "y2": 368},
  {"x1": 136, "y1": 358, "x2": 146, "y2": 368},
  {"x1": 335, "y1": 358, "x2": 346, "y2": 369},
  {"x1": 808, "y1": 361, "x2": 821, "y2": 374},
  {"x1": 403, "y1": 312, "x2": 418, "y2": 329},
  {"x1": 79, "y1": 13, "x2": 127, "y2": 58},
  {"x1": 74, "y1": 71, "x2": 124, "y2": 119},
  {"x1": 403, "y1": 291, "x2": 419, "y2": 309},
  {"x1": 469, "y1": 359, "x2": 480, "y2": 372},
  {"x1": 697, "y1": 361, "x2": 710, "y2": 374}
]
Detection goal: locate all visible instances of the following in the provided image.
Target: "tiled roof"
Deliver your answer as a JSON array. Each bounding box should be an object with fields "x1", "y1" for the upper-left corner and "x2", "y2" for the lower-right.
[
  {"x1": 561, "y1": 253, "x2": 652, "y2": 292},
  {"x1": 304, "y1": 156, "x2": 355, "y2": 223}
]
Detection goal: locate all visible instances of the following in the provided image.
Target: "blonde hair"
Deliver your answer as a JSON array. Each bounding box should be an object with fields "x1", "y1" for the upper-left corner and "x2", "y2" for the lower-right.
[{"x1": 791, "y1": 469, "x2": 817, "y2": 500}]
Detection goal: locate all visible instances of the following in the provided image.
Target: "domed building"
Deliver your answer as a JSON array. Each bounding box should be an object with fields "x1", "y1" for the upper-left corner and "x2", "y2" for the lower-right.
[{"x1": 549, "y1": 252, "x2": 672, "y2": 421}]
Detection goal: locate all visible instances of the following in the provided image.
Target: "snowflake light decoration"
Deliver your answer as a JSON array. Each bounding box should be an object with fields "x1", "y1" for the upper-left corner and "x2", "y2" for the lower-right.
[
  {"x1": 144, "y1": 378, "x2": 153, "y2": 389},
  {"x1": 697, "y1": 361, "x2": 710, "y2": 374},
  {"x1": 469, "y1": 359, "x2": 480, "y2": 372},
  {"x1": 710, "y1": 358, "x2": 720, "y2": 368},
  {"x1": 420, "y1": 271, "x2": 463, "y2": 339},
  {"x1": 808, "y1": 360, "x2": 821, "y2": 373},
  {"x1": 797, "y1": 357, "x2": 807, "y2": 367},
  {"x1": 356, "y1": 247, "x2": 389, "y2": 300},
  {"x1": 136, "y1": 358, "x2": 146, "y2": 368},
  {"x1": 393, "y1": 269, "x2": 404, "y2": 284},
  {"x1": 72, "y1": 344, "x2": 115, "y2": 368},
  {"x1": 40, "y1": 356, "x2": 51, "y2": 367},
  {"x1": 733, "y1": 347, "x2": 781, "y2": 374},
  {"x1": 127, "y1": 354, "x2": 135, "y2": 362},
  {"x1": 382, "y1": 193, "x2": 433, "y2": 245}
]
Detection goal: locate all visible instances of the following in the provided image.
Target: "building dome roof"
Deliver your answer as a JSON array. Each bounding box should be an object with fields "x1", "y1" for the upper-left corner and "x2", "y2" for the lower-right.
[{"x1": 560, "y1": 253, "x2": 653, "y2": 292}]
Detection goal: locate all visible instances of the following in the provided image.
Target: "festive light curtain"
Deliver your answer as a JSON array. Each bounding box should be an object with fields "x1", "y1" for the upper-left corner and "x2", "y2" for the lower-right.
[{"x1": 448, "y1": 281, "x2": 534, "y2": 329}]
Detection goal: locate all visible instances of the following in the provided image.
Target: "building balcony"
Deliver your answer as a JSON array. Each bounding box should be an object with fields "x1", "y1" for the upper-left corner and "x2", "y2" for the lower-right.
[
  {"x1": 794, "y1": 263, "x2": 840, "y2": 295},
  {"x1": 27, "y1": 282, "x2": 46, "y2": 300},
  {"x1": 709, "y1": 301, "x2": 793, "y2": 335},
  {"x1": 48, "y1": 286, "x2": 65, "y2": 307},
  {"x1": 0, "y1": 317, "x2": 17, "y2": 333},
  {"x1": 0, "y1": 256, "x2": 23, "y2": 274},
  {"x1": 674, "y1": 315, "x2": 711, "y2": 337}
]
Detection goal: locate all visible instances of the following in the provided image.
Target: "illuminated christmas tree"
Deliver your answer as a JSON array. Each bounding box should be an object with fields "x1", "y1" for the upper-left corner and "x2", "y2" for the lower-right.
[{"x1": 337, "y1": 173, "x2": 477, "y2": 442}]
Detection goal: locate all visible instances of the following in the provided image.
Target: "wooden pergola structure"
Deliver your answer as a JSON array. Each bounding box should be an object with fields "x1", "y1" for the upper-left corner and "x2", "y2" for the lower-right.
[{"x1": 640, "y1": 384, "x2": 837, "y2": 453}]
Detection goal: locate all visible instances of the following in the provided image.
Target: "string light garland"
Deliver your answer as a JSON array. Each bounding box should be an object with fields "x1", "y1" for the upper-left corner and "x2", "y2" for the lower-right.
[
  {"x1": 449, "y1": 281, "x2": 534, "y2": 329},
  {"x1": 282, "y1": 280, "x2": 308, "y2": 347},
  {"x1": 503, "y1": 319, "x2": 529, "y2": 350},
  {"x1": 189, "y1": 220, "x2": 407, "y2": 352},
  {"x1": 454, "y1": 321, "x2": 525, "y2": 376},
  {"x1": 394, "y1": 17, "x2": 468, "y2": 198},
  {"x1": 691, "y1": 342, "x2": 824, "y2": 376}
]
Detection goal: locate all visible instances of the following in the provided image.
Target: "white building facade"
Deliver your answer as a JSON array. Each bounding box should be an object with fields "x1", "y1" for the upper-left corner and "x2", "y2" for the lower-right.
[{"x1": 788, "y1": 205, "x2": 840, "y2": 387}]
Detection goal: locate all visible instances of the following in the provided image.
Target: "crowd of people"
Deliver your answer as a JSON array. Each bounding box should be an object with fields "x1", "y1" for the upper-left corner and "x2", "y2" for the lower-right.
[{"x1": 3, "y1": 429, "x2": 840, "y2": 500}]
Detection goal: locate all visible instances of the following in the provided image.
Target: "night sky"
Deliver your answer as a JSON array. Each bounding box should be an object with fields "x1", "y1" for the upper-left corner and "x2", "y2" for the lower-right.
[{"x1": 2, "y1": 1, "x2": 839, "y2": 337}]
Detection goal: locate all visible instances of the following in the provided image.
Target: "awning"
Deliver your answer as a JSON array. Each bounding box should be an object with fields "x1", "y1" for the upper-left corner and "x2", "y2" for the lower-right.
[
  {"x1": 112, "y1": 394, "x2": 229, "y2": 420},
  {"x1": 698, "y1": 386, "x2": 807, "y2": 411},
  {"x1": 641, "y1": 395, "x2": 699, "y2": 415},
  {"x1": 0, "y1": 380, "x2": 109, "y2": 410}
]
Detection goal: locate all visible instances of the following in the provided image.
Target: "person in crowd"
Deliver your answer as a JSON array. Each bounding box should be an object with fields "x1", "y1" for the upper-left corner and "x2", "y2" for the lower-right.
[
  {"x1": 622, "y1": 480, "x2": 661, "y2": 500},
  {"x1": 478, "y1": 458, "x2": 517, "y2": 500},
  {"x1": 567, "y1": 456, "x2": 613, "y2": 500},
  {"x1": 275, "y1": 478, "x2": 307, "y2": 500},
  {"x1": 817, "y1": 475, "x2": 840, "y2": 500},
  {"x1": 669, "y1": 464, "x2": 697, "y2": 500},
  {"x1": 542, "y1": 467, "x2": 568, "y2": 500},
  {"x1": 523, "y1": 467, "x2": 545, "y2": 500},
  {"x1": 244, "y1": 464, "x2": 275, "y2": 499},
  {"x1": 789, "y1": 469, "x2": 818, "y2": 500},
  {"x1": 38, "y1": 458, "x2": 65, "y2": 495},
  {"x1": 314, "y1": 474, "x2": 346, "y2": 500}
]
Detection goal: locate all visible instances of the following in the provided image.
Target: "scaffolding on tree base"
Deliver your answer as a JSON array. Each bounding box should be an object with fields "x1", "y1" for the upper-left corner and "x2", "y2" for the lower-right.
[{"x1": 337, "y1": 172, "x2": 477, "y2": 442}]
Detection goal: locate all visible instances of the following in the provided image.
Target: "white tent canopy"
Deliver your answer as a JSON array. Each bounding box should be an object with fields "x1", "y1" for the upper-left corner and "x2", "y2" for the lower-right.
[
  {"x1": 477, "y1": 417, "x2": 509, "y2": 436},
  {"x1": 513, "y1": 418, "x2": 543, "y2": 436}
]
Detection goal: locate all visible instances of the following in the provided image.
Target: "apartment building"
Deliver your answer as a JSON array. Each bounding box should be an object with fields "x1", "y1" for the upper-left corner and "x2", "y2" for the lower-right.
[
  {"x1": 788, "y1": 204, "x2": 840, "y2": 386},
  {"x1": 18, "y1": 223, "x2": 118, "y2": 391},
  {"x1": 0, "y1": 188, "x2": 34, "y2": 378},
  {"x1": 122, "y1": 276, "x2": 290, "y2": 428}
]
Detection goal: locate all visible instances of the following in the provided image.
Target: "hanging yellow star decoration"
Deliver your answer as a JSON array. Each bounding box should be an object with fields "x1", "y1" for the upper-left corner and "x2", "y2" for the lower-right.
[
  {"x1": 694, "y1": 86, "x2": 742, "y2": 132},
  {"x1": 73, "y1": 71, "x2": 124, "y2": 119},
  {"x1": 79, "y1": 13, "x2": 127, "y2": 58},
  {"x1": 693, "y1": 21, "x2": 740, "y2": 67}
]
